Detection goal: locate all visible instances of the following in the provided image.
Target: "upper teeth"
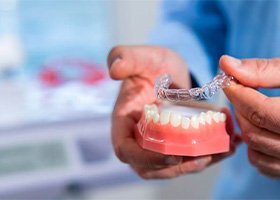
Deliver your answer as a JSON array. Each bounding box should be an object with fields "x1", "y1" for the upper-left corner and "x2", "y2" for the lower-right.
[{"x1": 144, "y1": 104, "x2": 226, "y2": 129}]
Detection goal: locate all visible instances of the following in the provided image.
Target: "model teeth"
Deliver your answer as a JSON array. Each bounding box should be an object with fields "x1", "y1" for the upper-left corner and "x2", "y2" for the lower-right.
[
  {"x1": 199, "y1": 112, "x2": 206, "y2": 125},
  {"x1": 206, "y1": 111, "x2": 214, "y2": 125},
  {"x1": 213, "y1": 113, "x2": 220, "y2": 123},
  {"x1": 219, "y1": 113, "x2": 226, "y2": 122},
  {"x1": 170, "y1": 112, "x2": 182, "y2": 127},
  {"x1": 153, "y1": 113, "x2": 160, "y2": 123},
  {"x1": 160, "y1": 111, "x2": 170, "y2": 125},
  {"x1": 191, "y1": 116, "x2": 200, "y2": 129},
  {"x1": 143, "y1": 104, "x2": 226, "y2": 128},
  {"x1": 144, "y1": 104, "x2": 158, "y2": 115},
  {"x1": 181, "y1": 117, "x2": 190, "y2": 129}
]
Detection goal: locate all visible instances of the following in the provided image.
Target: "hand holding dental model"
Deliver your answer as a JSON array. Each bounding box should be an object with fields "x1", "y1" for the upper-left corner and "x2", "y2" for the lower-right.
[
  {"x1": 108, "y1": 46, "x2": 239, "y2": 179},
  {"x1": 221, "y1": 56, "x2": 280, "y2": 178}
]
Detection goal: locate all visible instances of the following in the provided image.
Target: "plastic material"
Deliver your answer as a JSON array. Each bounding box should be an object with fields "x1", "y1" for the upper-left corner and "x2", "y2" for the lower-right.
[
  {"x1": 155, "y1": 72, "x2": 233, "y2": 102},
  {"x1": 135, "y1": 104, "x2": 230, "y2": 156}
]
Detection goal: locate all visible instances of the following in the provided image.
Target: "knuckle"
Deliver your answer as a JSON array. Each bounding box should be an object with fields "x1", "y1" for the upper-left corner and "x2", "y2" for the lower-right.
[
  {"x1": 114, "y1": 144, "x2": 127, "y2": 164},
  {"x1": 191, "y1": 160, "x2": 207, "y2": 173},
  {"x1": 173, "y1": 164, "x2": 186, "y2": 177},
  {"x1": 137, "y1": 171, "x2": 151, "y2": 180},
  {"x1": 242, "y1": 131, "x2": 259, "y2": 149},
  {"x1": 249, "y1": 108, "x2": 266, "y2": 127},
  {"x1": 256, "y1": 59, "x2": 270, "y2": 75},
  {"x1": 143, "y1": 157, "x2": 155, "y2": 170}
]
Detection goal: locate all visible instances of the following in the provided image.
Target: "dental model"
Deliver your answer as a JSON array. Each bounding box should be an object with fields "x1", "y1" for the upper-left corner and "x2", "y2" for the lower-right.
[
  {"x1": 135, "y1": 104, "x2": 229, "y2": 156},
  {"x1": 155, "y1": 72, "x2": 233, "y2": 102}
]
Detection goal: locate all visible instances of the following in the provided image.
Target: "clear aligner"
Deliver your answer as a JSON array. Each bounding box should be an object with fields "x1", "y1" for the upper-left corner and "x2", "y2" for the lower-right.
[{"x1": 155, "y1": 72, "x2": 233, "y2": 102}]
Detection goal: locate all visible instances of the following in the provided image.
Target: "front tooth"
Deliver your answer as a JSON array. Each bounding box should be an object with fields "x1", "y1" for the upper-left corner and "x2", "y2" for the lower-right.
[
  {"x1": 153, "y1": 113, "x2": 160, "y2": 123},
  {"x1": 206, "y1": 111, "x2": 213, "y2": 125},
  {"x1": 199, "y1": 112, "x2": 206, "y2": 125},
  {"x1": 160, "y1": 111, "x2": 170, "y2": 125},
  {"x1": 207, "y1": 111, "x2": 214, "y2": 116},
  {"x1": 219, "y1": 113, "x2": 226, "y2": 122},
  {"x1": 170, "y1": 112, "x2": 182, "y2": 127},
  {"x1": 213, "y1": 112, "x2": 220, "y2": 123},
  {"x1": 191, "y1": 116, "x2": 199, "y2": 129},
  {"x1": 181, "y1": 117, "x2": 190, "y2": 129}
]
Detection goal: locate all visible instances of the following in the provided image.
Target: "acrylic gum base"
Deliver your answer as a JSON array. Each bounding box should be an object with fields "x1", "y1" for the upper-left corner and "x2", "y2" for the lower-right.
[{"x1": 135, "y1": 104, "x2": 229, "y2": 156}]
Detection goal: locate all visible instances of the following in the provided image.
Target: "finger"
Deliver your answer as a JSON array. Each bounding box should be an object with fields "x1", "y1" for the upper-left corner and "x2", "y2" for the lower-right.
[
  {"x1": 107, "y1": 45, "x2": 173, "y2": 81},
  {"x1": 248, "y1": 148, "x2": 280, "y2": 177},
  {"x1": 236, "y1": 112, "x2": 280, "y2": 159},
  {"x1": 259, "y1": 169, "x2": 280, "y2": 179},
  {"x1": 112, "y1": 111, "x2": 183, "y2": 169},
  {"x1": 220, "y1": 55, "x2": 280, "y2": 88},
  {"x1": 108, "y1": 45, "x2": 153, "y2": 80},
  {"x1": 107, "y1": 45, "x2": 191, "y2": 88},
  {"x1": 134, "y1": 156, "x2": 212, "y2": 179},
  {"x1": 220, "y1": 107, "x2": 242, "y2": 145},
  {"x1": 224, "y1": 81, "x2": 280, "y2": 133}
]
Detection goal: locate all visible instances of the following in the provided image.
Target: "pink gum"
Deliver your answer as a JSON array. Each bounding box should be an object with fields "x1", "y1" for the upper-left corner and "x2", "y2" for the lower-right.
[{"x1": 135, "y1": 115, "x2": 230, "y2": 156}]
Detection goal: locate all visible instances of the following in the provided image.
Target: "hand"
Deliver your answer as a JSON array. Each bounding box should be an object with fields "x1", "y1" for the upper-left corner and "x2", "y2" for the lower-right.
[
  {"x1": 221, "y1": 55, "x2": 280, "y2": 178},
  {"x1": 107, "y1": 45, "x2": 239, "y2": 179}
]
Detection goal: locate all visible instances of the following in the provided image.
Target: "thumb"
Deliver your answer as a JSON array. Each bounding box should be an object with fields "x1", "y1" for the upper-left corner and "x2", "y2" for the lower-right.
[
  {"x1": 107, "y1": 45, "x2": 166, "y2": 80},
  {"x1": 220, "y1": 55, "x2": 280, "y2": 88}
]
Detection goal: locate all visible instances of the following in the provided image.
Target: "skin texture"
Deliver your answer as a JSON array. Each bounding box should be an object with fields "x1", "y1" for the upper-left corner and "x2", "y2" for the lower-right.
[
  {"x1": 107, "y1": 45, "x2": 240, "y2": 179},
  {"x1": 221, "y1": 55, "x2": 280, "y2": 178}
]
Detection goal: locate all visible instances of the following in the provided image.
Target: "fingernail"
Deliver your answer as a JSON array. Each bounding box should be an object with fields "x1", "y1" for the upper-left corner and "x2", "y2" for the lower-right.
[
  {"x1": 194, "y1": 157, "x2": 211, "y2": 167},
  {"x1": 166, "y1": 156, "x2": 182, "y2": 165},
  {"x1": 111, "y1": 57, "x2": 121, "y2": 67},
  {"x1": 226, "y1": 55, "x2": 241, "y2": 67}
]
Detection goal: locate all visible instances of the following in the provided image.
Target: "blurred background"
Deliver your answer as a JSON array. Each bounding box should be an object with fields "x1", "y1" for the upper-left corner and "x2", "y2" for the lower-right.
[{"x1": 0, "y1": 0, "x2": 221, "y2": 199}]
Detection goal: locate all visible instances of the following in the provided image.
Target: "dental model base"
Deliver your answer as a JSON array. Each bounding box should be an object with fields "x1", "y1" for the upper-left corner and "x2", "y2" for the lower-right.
[
  {"x1": 135, "y1": 104, "x2": 229, "y2": 156},
  {"x1": 155, "y1": 72, "x2": 233, "y2": 102}
]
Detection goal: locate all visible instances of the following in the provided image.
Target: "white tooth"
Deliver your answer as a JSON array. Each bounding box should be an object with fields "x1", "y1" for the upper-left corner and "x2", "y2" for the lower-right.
[
  {"x1": 144, "y1": 105, "x2": 151, "y2": 115},
  {"x1": 199, "y1": 112, "x2": 206, "y2": 125},
  {"x1": 213, "y1": 112, "x2": 220, "y2": 123},
  {"x1": 146, "y1": 110, "x2": 155, "y2": 122},
  {"x1": 153, "y1": 113, "x2": 160, "y2": 123},
  {"x1": 160, "y1": 111, "x2": 170, "y2": 125},
  {"x1": 191, "y1": 116, "x2": 199, "y2": 129},
  {"x1": 144, "y1": 104, "x2": 158, "y2": 114},
  {"x1": 150, "y1": 104, "x2": 159, "y2": 112},
  {"x1": 219, "y1": 113, "x2": 226, "y2": 122},
  {"x1": 207, "y1": 111, "x2": 214, "y2": 116},
  {"x1": 206, "y1": 111, "x2": 213, "y2": 125},
  {"x1": 181, "y1": 117, "x2": 190, "y2": 129},
  {"x1": 170, "y1": 112, "x2": 182, "y2": 127}
]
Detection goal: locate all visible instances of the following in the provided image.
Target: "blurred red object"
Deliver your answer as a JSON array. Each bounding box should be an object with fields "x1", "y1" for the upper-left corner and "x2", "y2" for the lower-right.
[{"x1": 39, "y1": 59, "x2": 106, "y2": 87}]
